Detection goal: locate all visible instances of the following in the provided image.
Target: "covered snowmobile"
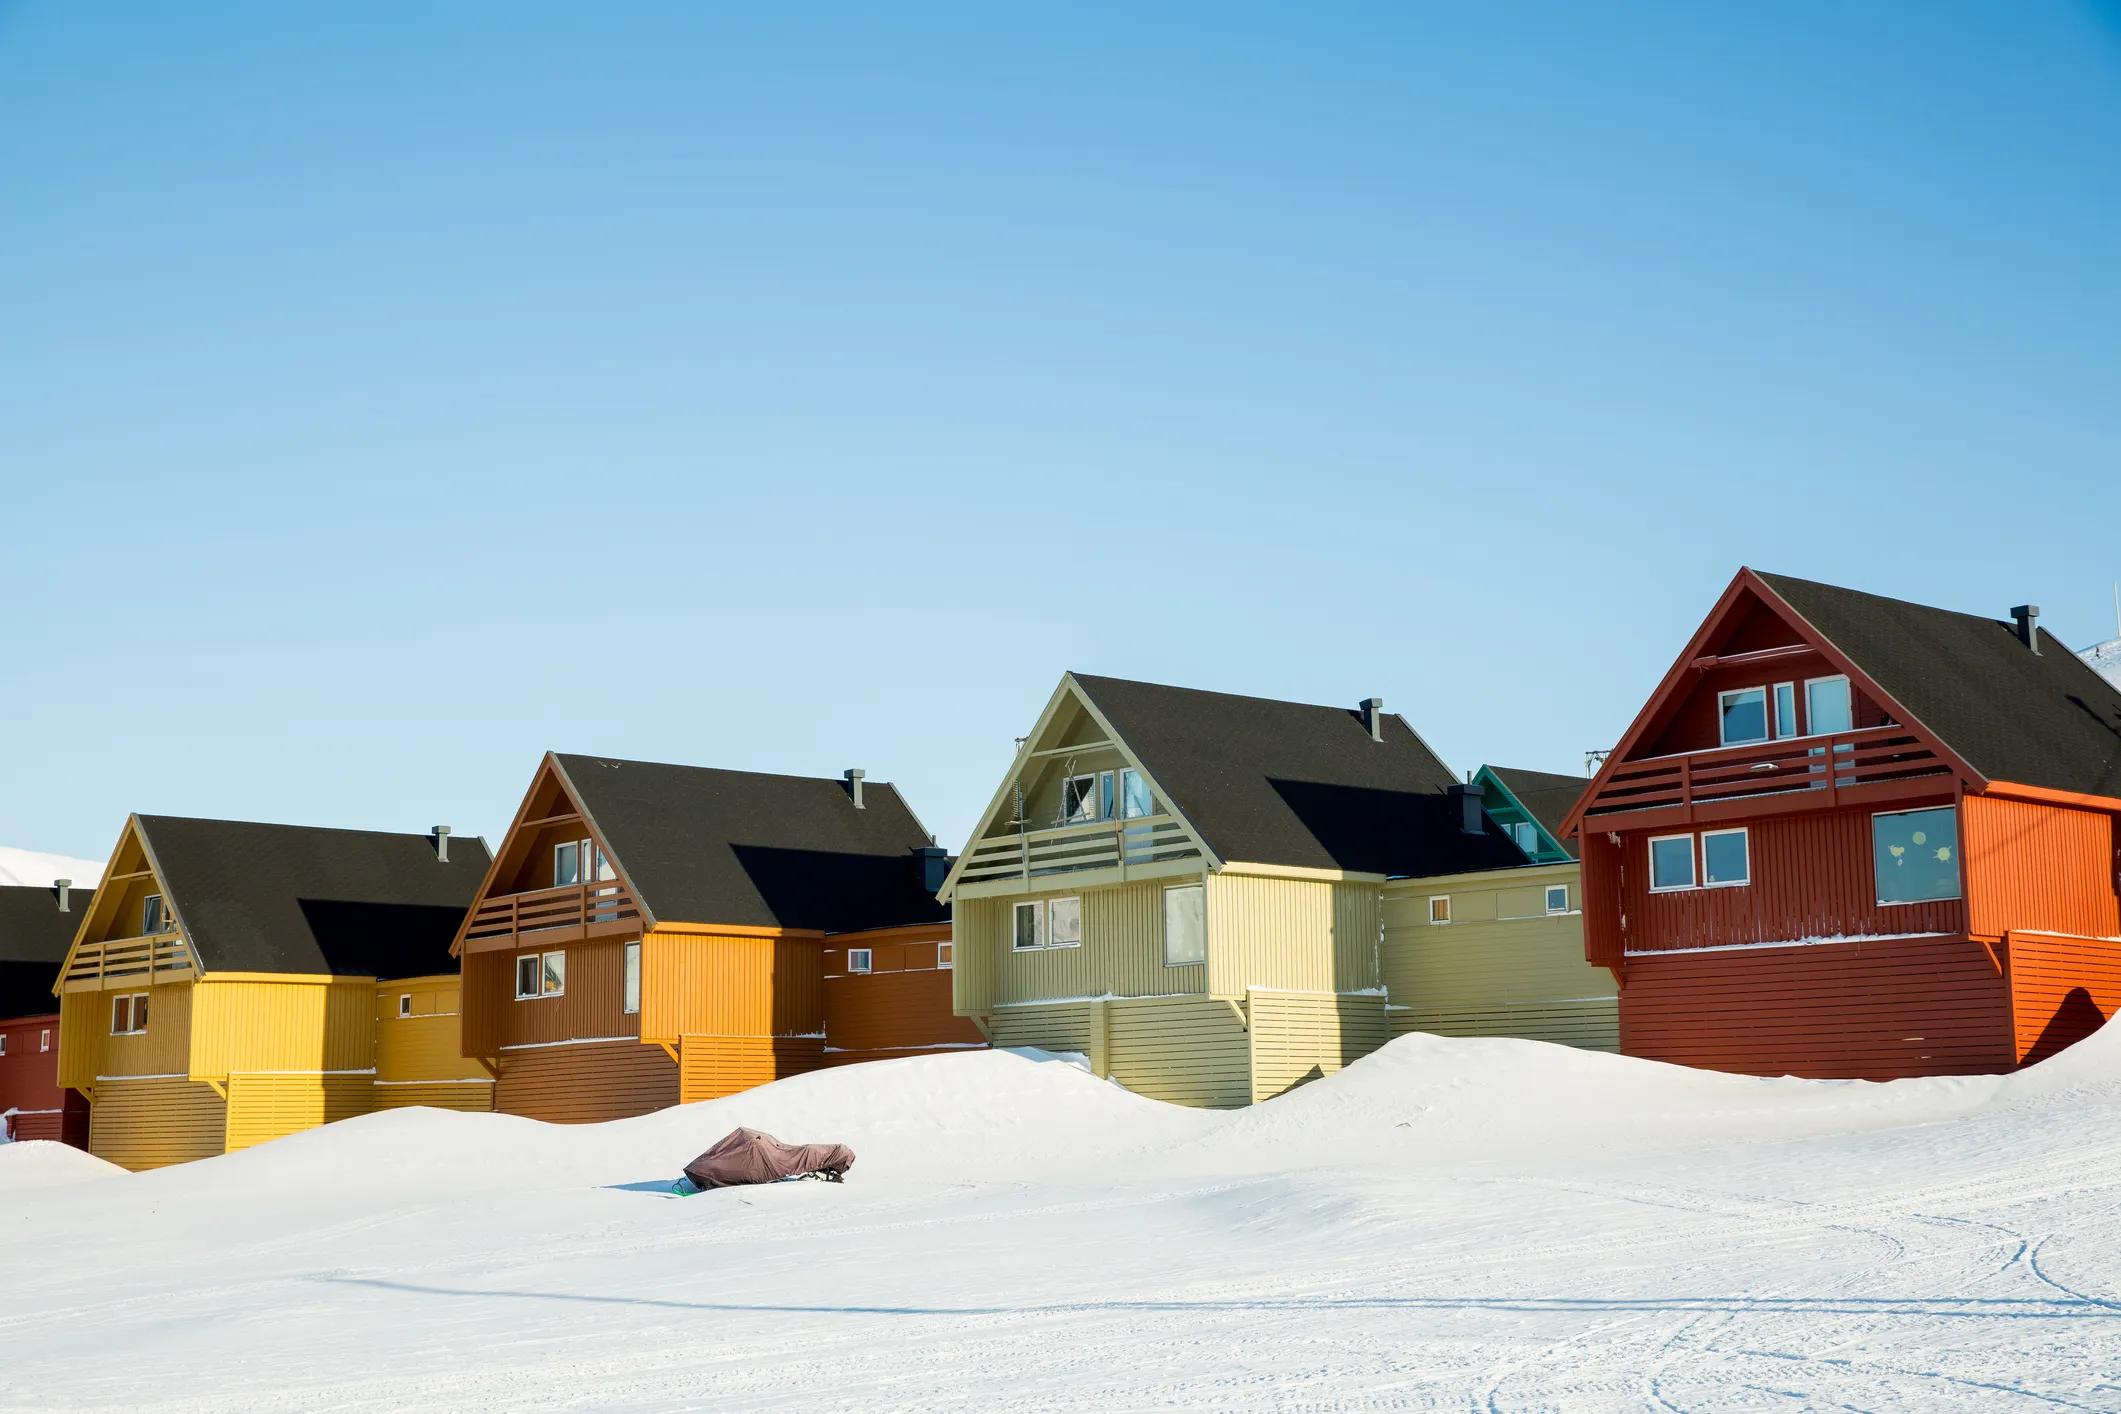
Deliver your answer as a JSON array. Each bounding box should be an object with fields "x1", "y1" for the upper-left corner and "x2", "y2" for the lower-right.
[{"x1": 680, "y1": 1127, "x2": 856, "y2": 1191}]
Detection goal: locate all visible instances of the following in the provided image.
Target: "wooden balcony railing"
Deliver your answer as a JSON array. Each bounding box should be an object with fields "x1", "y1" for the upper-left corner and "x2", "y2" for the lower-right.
[
  {"x1": 1576, "y1": 726, "x2": 1952, "y2": 829},
  {"x1": 460, "y1": 880, "x2": 642, "y2": 952},
  {"x1": 60, "y1": 931, "x2": 195, "y2": 992},
  {"x1": 954, "y1": 813, "x2": 1199, "y2": 890}
]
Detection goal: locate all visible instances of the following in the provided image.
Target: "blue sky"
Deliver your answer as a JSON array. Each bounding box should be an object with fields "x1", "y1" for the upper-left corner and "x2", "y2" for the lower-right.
[{"x1": 4, "y1": 3, "x2": 2119, "y2": 861}]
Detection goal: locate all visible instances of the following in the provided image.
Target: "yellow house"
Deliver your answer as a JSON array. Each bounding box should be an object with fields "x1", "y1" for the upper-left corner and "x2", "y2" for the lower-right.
[
  {"x1": 54, "y1": 814, "x2": 492, "y2": 1170},
  {"x1": 943, "y1": 674, "x2": 1534, "y2": 1106},
  {"x1": 1384, "y1": 766, "x2": 1616, "y2": 1050}
]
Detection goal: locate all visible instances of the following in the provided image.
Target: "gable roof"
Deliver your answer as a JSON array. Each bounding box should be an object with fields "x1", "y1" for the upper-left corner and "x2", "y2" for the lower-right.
[
  {"x1": 0, "y1": 884, "x2": 91, "y2": 1018},
  {"x1": 1068, "y1": 674, "x2": 1524, "y2": 876},
  {"x1": 1756, "y1": 571, "x2": 2121, "y2": 800},
  {"x1": 136, "y1": 816, "x2": 491, "y2": 979},
  {"x1": 1480, "y1": 766, "x2": 1586, "y2": 861},
  {"x1": 552, "y1": 755, "x2": 947, "y2": 933}
]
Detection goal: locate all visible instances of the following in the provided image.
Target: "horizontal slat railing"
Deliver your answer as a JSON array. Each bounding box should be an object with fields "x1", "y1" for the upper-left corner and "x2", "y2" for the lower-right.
[
  {"x1": 1578, "y1": 727, "x2": 1949, "y2": 826},
  {"x1": 60, "y1": 932, "x2": 195, "y2": 991},
  {"x1": 461, "y1": 880, "x2": 641, "y2": 949},
  {"x1": 956, "y1": 814, "x2": 1198, "y2": 887}
]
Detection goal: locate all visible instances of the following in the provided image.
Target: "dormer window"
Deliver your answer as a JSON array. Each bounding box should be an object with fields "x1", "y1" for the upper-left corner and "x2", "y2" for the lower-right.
[
  {"x1": 1717, "y1": 688, "x2": 1770, "y2": 746},
  {"x1": 1807, "y1": 676, "x2": 1853, "y2": 735},
  {"x1": 1508, "y1": 821, "x2": 1539, "y2": 855}
]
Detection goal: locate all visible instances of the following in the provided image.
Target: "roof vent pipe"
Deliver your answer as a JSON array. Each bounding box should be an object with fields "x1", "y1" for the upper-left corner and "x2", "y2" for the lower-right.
[
  {"x1": 54, "y1": 878, "x2": 71, "y2": 912},
  {"x1": 845, "y1": 768, "x2": 866, "y2": 809},
  {"x1": 1361, "y1": 697, "x2": 1384, "y2": 742},
  {"x1": 2011, "y1": 604, "x2": 2041, "y2": 654},
  {"x1": 432, "y1": 825, "x2": 451, "y2": 863}
]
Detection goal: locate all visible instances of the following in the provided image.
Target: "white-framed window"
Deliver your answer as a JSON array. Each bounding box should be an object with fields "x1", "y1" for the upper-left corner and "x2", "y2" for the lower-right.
[
  {"x1": 1717, "y1": 687, "x2": 1769, "y2": 746},
  {"x1": 110, "y1": 992, "x2": 149, "y2": 1036},
  {"x1": 848, "y1": 948, "x2": 873, "y2": 974},
  {"x1": 515, "y1": 953, "x2": 539, "y2": 999},
  {"x1": 1649, "y1": 833, "x2": 1697, "y2": 892},
  {"x1": 0, "y1": 1034, "x2": 7, "y2": 1057},
  {"x1": 1047, "y1": 896, "x2": 1083, "y2": 948},
  {"x1": 1873, "y1": 806, "x2": 1960, "y2": 905},
  {"x1": 398, "y1": 993, "x2": 413, "y2": 1019},
  {"x1": 141, "y1": 893, "x2": 165, "y2": 935},
  {"x1": 1807, "y1": 675, "x2": 1854, "y2": 735},
  {"x1": 1011, "y1": 901, "x2": 1043, "y2": 951},
  {"x1": 1773, "y1": 682, "x2": 1798, "y2": 738},
  {"x1": 937, "y1": 941, "x2": 954, "y2": 970},
  {"x1": 623, "y1": 941, "x2": 641, "y2": 1014},
  {"x1": 516, "y1": 950, "x2": 566, "y2": 999},
  {"x1": 1509, "y1": 821, "x2": 1540, "y2": 855},
  {"x1": 1163, "y1": 884, "x2": 1206, "y2": 967},
  {"x1": 554, "y1": 839, "x2": 614, "y2": 888},
  {"x1": 1545, "y1": 884, "x2": 1569, "y2": 914},
  {"x1": 1428, "y1": 895, "x2": 1451, "y2": 925},
  {"x1": 1061, "y1": 774, "x2": 1104, "y2": 824},
  {"x1": 40, "y1": 1028, "x2": 51, "y2": 1053},
  {"x1": 1120, "y1": 768, "x2": 1152, "y2": 819},
  {"x1": 1701, "y1": 827, "x2": 1752, "y2": 887}
]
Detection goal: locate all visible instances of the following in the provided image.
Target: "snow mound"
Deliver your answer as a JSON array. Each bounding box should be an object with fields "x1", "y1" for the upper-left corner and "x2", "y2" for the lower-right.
[
  {"x1": 2083, "y1": 636, "x2": 2121, "y2": 690},
  {"x1": 0, "y1": 845, "x2": 104, "y2": 888},
  {"x1": 0, "y1": 1140, "x2": 124, "y2": 1193}
]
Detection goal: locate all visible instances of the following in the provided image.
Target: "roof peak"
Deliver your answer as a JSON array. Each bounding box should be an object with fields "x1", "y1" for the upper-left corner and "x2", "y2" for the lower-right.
[{"x1": 1069, "y1": 671, "x2": 1386, "y2": 721}]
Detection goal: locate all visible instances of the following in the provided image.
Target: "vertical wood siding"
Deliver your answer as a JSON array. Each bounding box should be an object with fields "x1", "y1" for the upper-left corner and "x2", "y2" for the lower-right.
[
  {"x1": 1246, "y1": 992, "x2": 1392, "y2": 1102},
  {"x1": 188, "y1": 978, "x2": 374, "y2": 1079},
  {"x1": 1619, "y1": 934, "x2": 2011, "y2": 1079},
  {"x1": 63, "y1": 980, "x2": 195, "y2": 1087},
  {"x1": 640, "y1": 930, "x2": 822, "y2": 1043},
  {"x1": 495, "y1": 1039, "x2": 677, "y2": 1123},
  {"x1": 678, "y1": 1034, "x2": 826, "y2": 1101},
  {"x1": 474, "y1": 938, "x2": 638, "y2": 1051},
  {"x1": 1204, "y1": 875, "x2": 1379, "y2": 1000},
  {"x1": 1579, "y1": 834, "x2": 1626, "y2": 969},
  {"x1": 2006, "y1": 932, "x2": 2121, "y2": 1065},
  {"x1": 89, "y1": 1078, "x2": 225, "y2": 1171},
  {"x1": 224, "y1": 1075, "x2": 373, "y2": 1152},
  {"x1": 1963, "y1": 795, "x2": 2121, "y2": 942},
  {"x1": 822, "y1": 932, "x2": 985, "y2": 1060},
  {"x1": 955, "y1": 879, "x2": 1208, "y2": 1010},
  {"x1": 1623, "y1": 801, "x2": 1966, "y2": 954}
]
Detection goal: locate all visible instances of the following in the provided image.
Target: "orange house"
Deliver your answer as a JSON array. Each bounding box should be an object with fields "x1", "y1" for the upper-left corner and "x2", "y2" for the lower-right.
[
  {"x1": 1564, "y1": 569, "x2": 2121, "y2": 1079},
  {"x1": 453, "y1": 753, "x2": 978, "y2": 1123}
]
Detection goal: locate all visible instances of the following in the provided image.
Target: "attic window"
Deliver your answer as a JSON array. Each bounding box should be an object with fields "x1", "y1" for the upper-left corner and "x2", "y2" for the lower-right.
[
  {"x1": 1062, "y1": 774, "x2": 1109, "y2": 824},
  {"x1": 141, "y1": 894, "x2": 166, "y2": 936},
  {"x1": 1508, "y1": 821, "x2": 1539, "y2": 855},
  {"x1": 848, "y1": 948, "x2": 873, "y2": 974},
  {"x1": 1807, "y1": 676, "x2": 1853, "y2": 735},
  {"x1": 1717, "y1": 688, "x2": 1769, "y2": 746}
]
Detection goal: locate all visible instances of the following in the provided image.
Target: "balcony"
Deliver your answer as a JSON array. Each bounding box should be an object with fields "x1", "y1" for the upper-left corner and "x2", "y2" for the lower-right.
[
  {"x1": 1575, "y1": 726, "x2": 1953, "y2": 832},
  {"x1": 953, "y1": 813, "x2": 1200, "y2": 894},
  {"x1": 460, "y1": 880, "x2": 643, "y2": 953},
  {"x1": 60, "y1": 932, "x2": 196, "y2": 992}
]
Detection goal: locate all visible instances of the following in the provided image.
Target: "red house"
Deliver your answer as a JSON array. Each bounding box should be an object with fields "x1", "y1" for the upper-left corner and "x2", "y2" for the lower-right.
[
  {"x1": 1, "y1": 880, "x2": 93, "y2": 1146},
  {"x1": 1563, "y1": 569, "x2": 2121, "y2": 1080}
]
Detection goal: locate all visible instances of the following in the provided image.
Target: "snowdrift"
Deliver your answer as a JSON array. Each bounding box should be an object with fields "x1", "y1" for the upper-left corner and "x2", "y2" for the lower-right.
[
  {"x1": 0, "y1": 844, "x2": 103, "y2": 887},
  {"x1": 0, "y1": 1140, "x2": 124, "y2": 1194}
]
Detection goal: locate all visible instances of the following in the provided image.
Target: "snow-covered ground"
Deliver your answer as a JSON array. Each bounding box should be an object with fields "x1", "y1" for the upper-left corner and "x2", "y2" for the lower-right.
[
  {"x1": 5, "y1": 1035, "x2": 2121, "y2": 1411},
  {"x1": 0, "y1": 845, "x2": 103, "y2": 888}
]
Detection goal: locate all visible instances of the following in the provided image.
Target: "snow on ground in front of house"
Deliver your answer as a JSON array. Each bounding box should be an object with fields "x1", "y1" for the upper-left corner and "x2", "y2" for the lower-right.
[
  {"x1": 6, "y1": 1038, "x2": 2121, "y2": 1412},
  {"x1": 0, "y1": 846, "x2": 103, "y2": 888},
  {"x1": 0, "y1": 1140, "x2": 123, "y2": 1192}
]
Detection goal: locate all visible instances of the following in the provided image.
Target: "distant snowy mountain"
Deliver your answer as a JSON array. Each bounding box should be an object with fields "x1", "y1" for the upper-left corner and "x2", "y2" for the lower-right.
[
  {"x1": 0, "y1": 847, "x2": 104, "y2": 888},
  {"x1": 2083, "y1": 637, "x2": 2121, "y2": 690}
]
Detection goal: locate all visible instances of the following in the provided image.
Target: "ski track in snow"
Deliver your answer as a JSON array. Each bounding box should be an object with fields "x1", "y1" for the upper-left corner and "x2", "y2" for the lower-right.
[{"x1": 5, "y1": 1038, "x2": 2121, "y2": 1411}]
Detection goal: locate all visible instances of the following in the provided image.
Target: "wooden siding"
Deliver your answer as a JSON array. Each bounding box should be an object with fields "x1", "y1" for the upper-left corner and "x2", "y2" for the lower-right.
[
  {"x1": 61, "y1": 979, "x2": 195, "y2": 1090},
  {"x1": 224, "y1": 1074, "x2": 373, "y2": 1152},
  {"x1": 494, "y1": 1039, "x2": 677, "y2": 1123},
  {"x1": 640, "y1": 930, "x2": 821, "y2": 1045},
  {"x1": 1246, "y1": 992, "x2": 1392, "y2": 1102},
  {"x1": 1382, "y1": 867, "x2": 1618, "y2": 1052},
  {"x1": 823, "y1": 932, "x2": 985, "y2": 1060},
  {"x1": 986, "y1": 1002, "x2": 1102, "y2": 1069},
  {"x1": 954, "y1": 878, "x2": 1208, "y2": 1012},
  {"x1": 1619, "y1": 934, "x2": 2012, "y2": 1079},
  {"x1": 678, "y1": 1033, "x2": 826, "y2": 1102},
  {"x1": 1622, "y1": 801, "x2": 1966, "y2": 954},
  {"x1": 1205, "y1": 874, "x2": 1379, "y2": 1000},
  {"x1": 465, "y1": 938, "x2": 639, "y2": 1056},
  {"x1": 1963, "y1": 795, "x2": 2121, "y2": 942},
  {"x1": 0, "y1": 1013, "x2": 79, "y2": 1144},
  {"x1": 1104, "y1": 995, "x2": 1250, "y2": 1108},
  {"x1": 2006, "y1": 932, "x2": 2121, "y2": 1066},
  {"x1": 189, "y1": 977, "x2": 374, "y2": 1080},
  {"x1": 374, "y1": 977, "x2": 489, "y2": 1085},
  {"x1": 1579, "y1": 833, "x2": 1626, "y2": 969},
  {"x1": 89, "y1": 1078, "x2": 225, "y2": 1171}
]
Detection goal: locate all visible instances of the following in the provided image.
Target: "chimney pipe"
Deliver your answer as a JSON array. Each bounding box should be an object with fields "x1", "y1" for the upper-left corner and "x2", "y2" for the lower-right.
[
  {"x1": 54, "y1": 878, "x2": 71, "y2": 913},
  {"x1": 915, "y1": 845, "x2": 948, "y2": 894},
  {"x1": 2011, "y1": 604, "x2": 2041, "y2": 654},
  {"x1": 845, "y1": 768, "x2": 866, "y2": 809},
  {"x1": 1360, "y1": 697, "x2": 1384, "y2": 743},
  {"x1": 1447, "y1": 782, "x2": 1486, "y2": 836},
  {"x1": 432, "y1": 825, "x2": 452, "y2": 863}
]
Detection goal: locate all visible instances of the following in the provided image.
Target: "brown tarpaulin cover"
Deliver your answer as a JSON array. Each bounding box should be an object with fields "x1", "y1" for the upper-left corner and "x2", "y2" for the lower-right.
[{"x1": 683, "y1": 1127, "x2": 856, "y2": 1189}]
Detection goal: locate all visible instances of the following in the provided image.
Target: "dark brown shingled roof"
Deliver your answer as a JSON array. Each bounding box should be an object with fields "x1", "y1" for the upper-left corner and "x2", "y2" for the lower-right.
[
  {"x1": 1070, "y1": 674, "x2": 1525, "y2": 876},
  {"x1": 0, "y1": 884, "x2": 92, "y2": 1018}
]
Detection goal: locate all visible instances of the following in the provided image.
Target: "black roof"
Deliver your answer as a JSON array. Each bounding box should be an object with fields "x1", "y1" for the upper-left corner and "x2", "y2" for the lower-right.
[
  {"x1": 140, "y1": 817, "x2": 492, "y2": 979},
  {"x1": 1484, "y1": 767, "x2": 1587, "y2": 860},
  {"x1": 0, "y1": 884, "x2": 91, "y2": 1019},
  {"x1": 1071, "y1": 674, "x2": 1525, "y2": 876},
  {"x1": 553, "y1": 755, "x2": 948, "y2": 933},
  {"x1": 1758, "y1": 572, "x2": 2121, "y2": 799}
]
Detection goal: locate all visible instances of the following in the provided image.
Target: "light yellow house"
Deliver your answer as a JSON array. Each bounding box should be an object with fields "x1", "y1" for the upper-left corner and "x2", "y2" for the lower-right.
[
  {"x1": 55, "y1": 814, "x2": 492, "y2": 1170},
  {"x1": 1383, "y1": 765, "x2": 1616, "y2": 1051},
  {"x1": 943, "y1": 674, "x2": 1535, "y2": 1106}
]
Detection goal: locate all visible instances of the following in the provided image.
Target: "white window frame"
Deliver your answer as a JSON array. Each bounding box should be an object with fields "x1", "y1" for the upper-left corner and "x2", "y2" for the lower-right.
[
  {"x1": 1119, "y1": 767, "x2": 1152, "y2": 820},
  {"x1": 1648, "y1": 833, "x2": 1698, "y2": 892},
  {"x1": 1509, "y1": 820, "x2": 1540, "y2": 855},
  {"x1": 1046, "y1": 896, "x2": 1083, "y2": 949},
  {"x1": 1805, "y1": 674, "x2": 1854, "y2": 736},
  {"x1": 1716, "y1": 686, "x2": 1770, "y2": 746},
  {"x1": 398, "y1": 993, "x2": 413, "y2": 1019},
  {"x1": 514, "y1": 953, "x2": 541, "y2": 999},
  {"x1": 1011, "y1": 901, "x2": 1043, "y2": 951},
  {"x1": 1162, "y1": 883, "x2": 1206, "y2": 968},
  {"x1": 1427, "y1": 895, "x2": 1451, "y2": 925},
  {"x1": 1061, "y1": 774, "x2": 1100, "y2": 824},
  {"x1": 937, "y1": 941, "x2": 953, "y2": 970},
  {"x1": 1773, "y1": 681, "x2": 1798, "y2": 738},
  {"x1": 848, "y1": 948, "x2": 873, "y2": 974},
  {"x1": 0, "y1": 1034, "x2": 6, "y2": 1057},
  {"x1": 1700, "y1": 826, "x2": 1752, "y2": 888},
  {"x1": 1871, "y1": 805, "x2": 1963, "y2": 907},
  {"x1": 623, "y1": 940, "x2": 641, "y2": 1015},
  {"x1": 1544, "y1": 883, "x2": 1570, "y2": 915},
  {"x1": 111, "y1": 992, "x2": 149, "y2": 1036},
  {"x1": 40, "y1": 1028, "x2": 51, "y2": 1053},
  {"x1": 539, "y1": 950, "x2": 566, "y2": 998},
  {"x1": 141, "y1": 893, "x2": 164, "y2": 936}
]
